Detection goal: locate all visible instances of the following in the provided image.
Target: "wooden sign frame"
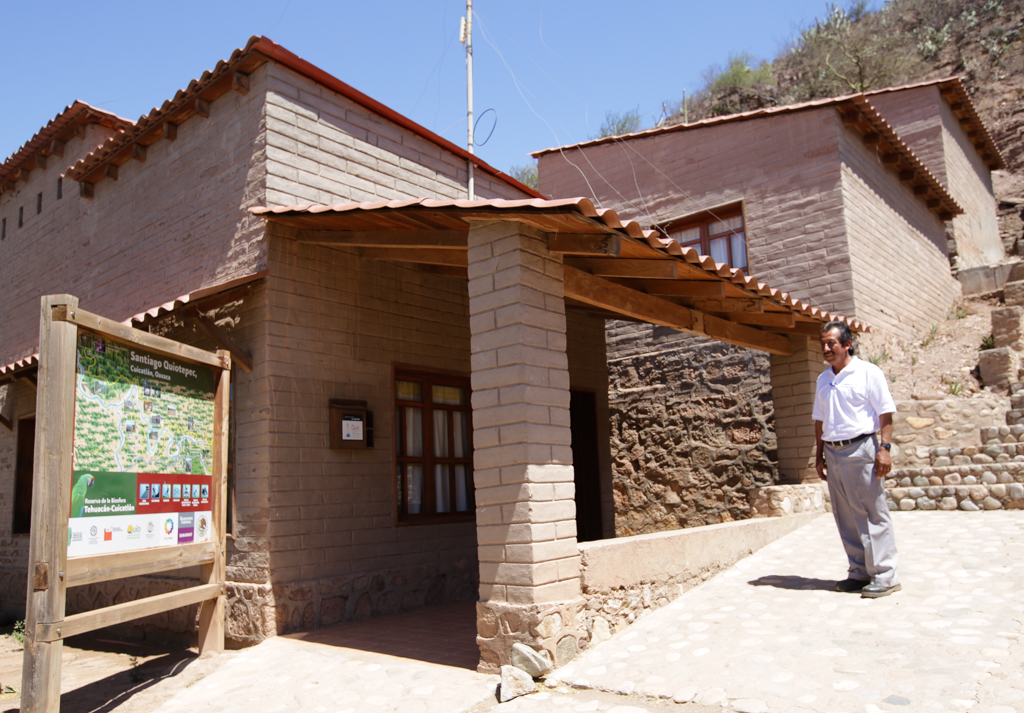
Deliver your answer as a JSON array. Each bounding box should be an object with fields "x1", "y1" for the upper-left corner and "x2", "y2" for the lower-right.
[{"x1": 21, "y1": 295, "x2": 231, "y2": 712}]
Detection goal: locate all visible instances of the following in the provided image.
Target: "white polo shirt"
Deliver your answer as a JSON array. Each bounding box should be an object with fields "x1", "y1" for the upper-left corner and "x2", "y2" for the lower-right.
[{"x1": 812, "y1": 356, "x2": 896, "y2": 441}]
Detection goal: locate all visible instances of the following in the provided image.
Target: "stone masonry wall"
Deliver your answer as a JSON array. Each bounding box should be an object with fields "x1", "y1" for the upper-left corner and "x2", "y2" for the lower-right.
[
  {"x1": 607, "y1": 324, "x2": 777, "y2": 536},
  {"x1": 892, "y1": 398, "x2": 1008, "y2": 466}
]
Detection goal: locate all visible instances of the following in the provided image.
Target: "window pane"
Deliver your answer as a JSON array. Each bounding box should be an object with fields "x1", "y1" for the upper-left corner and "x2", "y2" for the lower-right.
[
  {"x1": 405, "y1": 407, "x2": 423, "y2": 457},
  {"x1": 406, "y1": 464, "x2": 424, "y2": 514},
  {"x1": 454, "y1": 465, "x2": 469, "y2": 511},
  {"x1": 730, "y1": 231, "x2": 748, "y2": 269},
  {"x1": 396, "y1": 380, "x2": 422, "y2": 402},
  {"x1": 708, "y1": 215, "x2": 743, "y2": 235},
  {"x1": 433, "y1": 410, "x2": 449, "y2": 457},
  {"x1": 453, "y1": 411, "x2": 469, "y2": 458},
  {"x1": 709, "y1": 236, "x2": 728, "y2": 264},
  {"x1": 432, "y1": 384, "x2": 467, "y2": 406},
  {"x1": 669, "y1": 226, "x2": 700, "y2": 243},
  {"x1": 435, "y1": 465, "x2": 451, "y2": 513}
]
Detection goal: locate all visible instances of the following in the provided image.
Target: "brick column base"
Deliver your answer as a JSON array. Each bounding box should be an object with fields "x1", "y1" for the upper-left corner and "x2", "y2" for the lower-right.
[{"x1": 476, "y1": 597, "x2": 587, "y2": 674}]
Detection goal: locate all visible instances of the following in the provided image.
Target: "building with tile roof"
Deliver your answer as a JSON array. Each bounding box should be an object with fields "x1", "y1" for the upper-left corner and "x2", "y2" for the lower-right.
[
  {"x1": 1, "y1": 37, "x2": 862, "y2": 670},
  {"x1": 534, "y1": 79, "x2": 1005, "y2": 536}
]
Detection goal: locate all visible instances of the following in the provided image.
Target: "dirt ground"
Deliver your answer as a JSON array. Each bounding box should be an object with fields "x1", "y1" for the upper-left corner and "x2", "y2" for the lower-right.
[
  {"x1": 858, "y1": 294, "x2": 1005, "y2": 401},
  {"x1": 0, "y1": 623, "x2": 234, "y2": 713}
]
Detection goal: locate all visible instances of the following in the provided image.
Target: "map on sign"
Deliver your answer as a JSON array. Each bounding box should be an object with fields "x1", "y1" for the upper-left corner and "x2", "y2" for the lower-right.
[{"x1": 69, "y1": 332, "x2": 217, "y2": 558}]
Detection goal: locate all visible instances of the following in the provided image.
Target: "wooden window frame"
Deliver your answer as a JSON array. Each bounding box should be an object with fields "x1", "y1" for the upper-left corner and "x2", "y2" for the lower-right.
[
  {"x1": 658, "y1": 202, "x2": 748, "y2": 269},
  {"x1": 393, "y1": 366, "x2": 474, "y2": 525}
]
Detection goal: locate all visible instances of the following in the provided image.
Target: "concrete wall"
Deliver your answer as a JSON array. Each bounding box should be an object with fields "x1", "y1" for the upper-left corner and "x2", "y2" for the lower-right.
[
  {"x1": 538, "y1": 108, "x2": 854, "y2": 316},
  {"x1": 837, "y1": 118, "x2": 961, "y2": 339},
  {"x1": 869, "y1": 86, "x2": 1002, "y2": 267}
]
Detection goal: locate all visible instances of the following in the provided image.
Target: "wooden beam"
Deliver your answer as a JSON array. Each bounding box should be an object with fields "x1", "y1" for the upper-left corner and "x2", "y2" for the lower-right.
[
  {"x1": 104, "y1": 164, "x2": 118, "y2": 181},
  {"x1": 191, "y1": 310, "x2": 254, "y2": 373},
  {"x1": 74, "y1": 124, "x2": 86, "y2": 139},
  {"x1": 899, "y1": 170, "x2": 915, "y2": 183},
  {"x1": 164, "y1": 123, "x2": 178, "y2": 141},
  {"x1": 862, "y1": 132, "x2": 880, "y2": 146},
  {"x1": 50, "y1": 140, "x2": 65, "y2": 157},
  {"x1": 66, "y1": 542, "x2": 217, "y2": 587},
  {"x1": 35, "y1": 583, "x2": 222, "y2": 642},
  {"x1": 721, "y1": 312, "x2": 796, "y2": 328},
  {"x1": 295, "y1": 229, "x2": 467, "y2": 248},
  {"x1": 19, "y1": 373, "x2": 37, "y2": 388},
  {"x1": 196, "y1": 99, "x2": 211, "y2": 118},
  {"x1": 548, "y1": 233, "x2": 621, "y2": 256},
  {"x1": 79, "y1": 182, "x2": 94, "y2": 199},
  {"x1": 959, "y1": 116, "x2": 972, "y2": 126},
  {"x1": 686, "y1": 297, "x2": 764, "y2": 313},
  {"x1": 35, "y1": 155, "x2": 47, "y2": 170},
  {"x1": 641, "y1": 280, "x2": 725, "y2": 297},
  {"x1": 927, "y1": 198, "x2": 940, "y2": 208},
  {"x1": 131, "y1": 144, "x2": 147, "y2": 162},
  {"x1": 232, "y1": 71, "x2": 250, "y2": 95},
  {"x1": 19, "y1": 168, "x2": 30, "y2": 182},
  {"x1": 0, "y1": 413, "x2": 11, "y2": 432},
  {"x1": 913, "y1": 185, "x2": 929, "y2": 195},
  {"x1": 51, "y1": 305, "x2": 226, "y2": 369},
  {"x1": 881, "y1": 153, "x2": 899, "y2": 165},
  {"x1": 566, "y1": 257, "x2": 678, "y2": 279},
  {"x1": 940, "y1": 211, "x2": 953, "y2": 221},
  {"x1": 842, "y1": 109, "x2": 861, "y2": 126},
  {"x1": 359, "y1": 247, "x2": 468, "y2": 267},
  {"x1": 563, "y1": 266, "x2": 792, "y2": 355}
]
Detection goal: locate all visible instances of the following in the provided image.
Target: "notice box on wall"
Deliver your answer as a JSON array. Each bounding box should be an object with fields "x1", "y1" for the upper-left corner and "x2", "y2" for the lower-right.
[{"x1": 329, "y1": 399, "x2": 373, "y2": 449}]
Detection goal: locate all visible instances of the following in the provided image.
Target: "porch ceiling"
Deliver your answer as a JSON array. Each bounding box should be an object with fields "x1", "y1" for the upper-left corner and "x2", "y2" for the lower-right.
[{"x1": 252, "y1": 198, "x2": 869, "y2": 356}]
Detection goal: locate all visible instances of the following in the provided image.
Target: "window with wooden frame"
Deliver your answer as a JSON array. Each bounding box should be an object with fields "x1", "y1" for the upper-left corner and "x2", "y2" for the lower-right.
[
  {"x1": 394, "y1": 369, "x2": 473, "y2": 522},
  {"x1": 660, "y1": 204, "x2": 748, "y2": 270}
]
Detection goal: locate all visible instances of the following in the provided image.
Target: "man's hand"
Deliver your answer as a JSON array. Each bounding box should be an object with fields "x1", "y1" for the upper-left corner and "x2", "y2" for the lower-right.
[
  {"x1": 816, "y1": 457, "x2": 827, "y2": 481},
  {"x1": 873, "y1": 446, "x2": 892, "y2": 479}
]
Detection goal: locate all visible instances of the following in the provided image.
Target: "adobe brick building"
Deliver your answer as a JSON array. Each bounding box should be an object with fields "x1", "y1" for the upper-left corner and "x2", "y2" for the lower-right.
[
  {"x1": 535, "y1": 80, "x2": 1006, "y2": 533},
  {"x1": 0, "y1": 37, "x2": 861, "y2": 669}
]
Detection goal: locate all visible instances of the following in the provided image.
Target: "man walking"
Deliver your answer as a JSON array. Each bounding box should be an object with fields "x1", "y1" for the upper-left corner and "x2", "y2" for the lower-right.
[{"x1": 813, "y1": 321, "x2": 900, "y2": 598}]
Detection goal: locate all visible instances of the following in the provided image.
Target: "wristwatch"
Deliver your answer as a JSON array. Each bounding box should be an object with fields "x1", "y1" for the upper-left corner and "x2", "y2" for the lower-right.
[{"x1": 880, "y1": 443, "x2": 892, "y2": 451}]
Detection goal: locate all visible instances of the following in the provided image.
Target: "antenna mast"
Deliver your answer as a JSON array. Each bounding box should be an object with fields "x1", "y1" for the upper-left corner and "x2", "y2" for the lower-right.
[{"x1": 461, "y1": 0, "x2": 475, "y2": 199}]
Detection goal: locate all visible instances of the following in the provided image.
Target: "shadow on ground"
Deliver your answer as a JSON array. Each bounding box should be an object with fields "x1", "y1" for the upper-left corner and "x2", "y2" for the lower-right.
[{"x1": 746, "y1": 575, "x2": 836, "y2": 591}]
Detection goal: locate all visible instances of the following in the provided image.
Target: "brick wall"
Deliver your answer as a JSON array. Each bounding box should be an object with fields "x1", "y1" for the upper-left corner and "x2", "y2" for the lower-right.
[
  {"x1": 837, "y1": 118, "x2": 961, "y2": 339},
  {"x1": 538, "y1": 108, "x2": 854, "y2": 316},
  {"x1": 869, "y1": 86, "x2": 1001, "y2": 267},
  {"x1": 263, "y1": 63, "x2": 527, "y2": 206}
]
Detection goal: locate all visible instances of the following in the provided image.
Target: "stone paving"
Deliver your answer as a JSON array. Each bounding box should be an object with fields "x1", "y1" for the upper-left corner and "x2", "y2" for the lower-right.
[{"x1": 150, "y1": 512, "x2": 1024, "y2": 713}]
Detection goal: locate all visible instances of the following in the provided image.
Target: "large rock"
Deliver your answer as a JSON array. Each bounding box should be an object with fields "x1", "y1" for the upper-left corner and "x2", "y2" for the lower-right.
[
  {"x1": 499, "y1": 665, "x2": 537, "y2": 702},
  {"x1": 979, "y1": 347, "x2": 1020, "y2": 392},
  {"x1": 510, "y1": 643, "x2": 552, "y2": 677}
]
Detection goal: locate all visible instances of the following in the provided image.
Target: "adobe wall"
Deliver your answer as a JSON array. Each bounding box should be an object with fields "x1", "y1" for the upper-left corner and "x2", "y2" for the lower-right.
[
  {"x1": 837, "y1": 118, "x2": 962, "y2": 340},
  {"x1": 868, "y1": 86, "x2": 1001, "y2": 267},
  {"x1": 0, "y1": 68, "x2": 269, "y2": 369},
  {"x1": 262, "y1": 62, "x2": 529, "y2": 206},
  {"x1": 605, "y1": 323, "x2": 778, "y2": 535},
  {"x1": 538, "y1": 108, "x2": 854, "y2": 316}
]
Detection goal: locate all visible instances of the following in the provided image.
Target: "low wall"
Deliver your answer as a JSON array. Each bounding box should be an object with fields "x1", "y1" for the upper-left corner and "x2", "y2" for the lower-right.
[
  {"x1": 892, "y1": 399, "x2": 1007, "y2": 466},
  {"x1": 956, "y1": 263, "x2": 1014, "y2": 295},
  {"x1": 576, "y1": 500, "x2": 824, "y2": 646}
]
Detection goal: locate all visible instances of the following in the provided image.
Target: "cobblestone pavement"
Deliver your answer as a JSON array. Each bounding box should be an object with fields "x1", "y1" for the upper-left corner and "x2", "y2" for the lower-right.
[{"x1": 150, "y1": 512, "x2": 1024, "y2": 713}]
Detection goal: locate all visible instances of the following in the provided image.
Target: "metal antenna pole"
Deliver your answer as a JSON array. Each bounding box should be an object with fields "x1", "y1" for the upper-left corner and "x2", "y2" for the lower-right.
[{"x1": 465, "y1": 0, "x2": 475, "y2": 200}]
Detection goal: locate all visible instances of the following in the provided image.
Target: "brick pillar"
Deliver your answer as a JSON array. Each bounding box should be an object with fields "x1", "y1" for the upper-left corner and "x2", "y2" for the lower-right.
[
  {"x1": 467, "y1": 221, "x2": 585, "y2": 673},
  {"x1": 770, "y1": 334, "x2": 823, "y2": 484}
]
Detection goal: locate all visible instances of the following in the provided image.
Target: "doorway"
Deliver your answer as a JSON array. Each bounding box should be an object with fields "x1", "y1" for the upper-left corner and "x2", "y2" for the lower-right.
[{"x1": 569, "y1": 390, "x2": 603, "y2": 542}]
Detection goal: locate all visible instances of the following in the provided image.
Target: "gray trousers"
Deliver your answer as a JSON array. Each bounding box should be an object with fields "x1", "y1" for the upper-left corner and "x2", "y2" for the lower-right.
[{"x1": 824, "y1": 435, "x2": 899, "y2": 586}]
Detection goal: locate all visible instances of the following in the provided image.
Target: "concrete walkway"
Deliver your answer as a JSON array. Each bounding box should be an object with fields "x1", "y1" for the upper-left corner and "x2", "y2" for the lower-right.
[{"x1": 151, "y1": 512, "x2": 1024, "y2": 713}]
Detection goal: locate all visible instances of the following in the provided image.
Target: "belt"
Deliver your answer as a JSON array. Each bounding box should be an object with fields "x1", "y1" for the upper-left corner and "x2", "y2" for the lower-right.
[{"x1": 824, "y1": 432, "x2": 874, "y2": 448}]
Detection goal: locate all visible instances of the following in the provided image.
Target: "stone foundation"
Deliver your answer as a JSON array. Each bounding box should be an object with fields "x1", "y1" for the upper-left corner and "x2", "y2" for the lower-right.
[
  {"x1": 749, "y1": 483, "x2": 830, "y2": 517},
  {"x1": 892, "y1": 399, "x2": 1007, "y2": 466},
  {"x1": 476, "y1": 598, "x2": 587, "y2": 674}
]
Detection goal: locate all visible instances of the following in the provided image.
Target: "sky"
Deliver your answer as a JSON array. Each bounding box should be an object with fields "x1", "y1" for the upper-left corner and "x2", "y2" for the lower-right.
[{"x1": 1, "y1": 0, "x2": 872, "y2": 179}]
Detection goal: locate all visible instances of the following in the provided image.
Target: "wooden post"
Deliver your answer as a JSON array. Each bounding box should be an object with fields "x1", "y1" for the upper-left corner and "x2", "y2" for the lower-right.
[
  {"x1": 197, "y1": 353, "x2": 230, "y2": 654},
  {"x1": 22, "y1": 295, "x2": 79, "y2": 712}
]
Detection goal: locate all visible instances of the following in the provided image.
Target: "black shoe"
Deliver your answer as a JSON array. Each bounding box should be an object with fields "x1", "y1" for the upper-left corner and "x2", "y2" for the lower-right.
[
  {"x1": 861, "y1": 582, "x2": 902, "y2": 599},
  {"x1": 834, "y1": 578, "x2": 870, "y2": 593}
]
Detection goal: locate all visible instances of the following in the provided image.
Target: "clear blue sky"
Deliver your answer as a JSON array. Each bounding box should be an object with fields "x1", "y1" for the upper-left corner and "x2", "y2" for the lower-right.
[{"x1": 2, "y1": 1, "x2": 871, "y2": 178}]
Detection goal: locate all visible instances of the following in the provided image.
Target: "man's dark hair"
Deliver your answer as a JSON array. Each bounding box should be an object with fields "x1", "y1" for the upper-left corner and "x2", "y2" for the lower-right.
[{"x1": 821, "y1": 320, "x2": 855, "y2": 356}]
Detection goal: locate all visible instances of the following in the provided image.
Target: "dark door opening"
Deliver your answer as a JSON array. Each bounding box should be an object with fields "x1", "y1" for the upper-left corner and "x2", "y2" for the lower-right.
[{"x1": 569, "y1": 390, "x2": 603, "y2": 542}]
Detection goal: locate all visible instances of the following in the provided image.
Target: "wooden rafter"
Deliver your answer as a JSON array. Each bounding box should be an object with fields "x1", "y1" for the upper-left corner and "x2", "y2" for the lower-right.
[
  {"x1": 295, "y1": 229, "x2": 466, "y2": 248},
  {"x1": 359, "y1": 247, "x2": 468, "y2": 267},
  {"x1": 566, "y1": 257, "x2": 678, "y2": 280},
  {"x1": 563, "y1": 265, "x2": 792, "y2": 355},
  {"x1": 190, "y1": 309, "x2": 253, "y2": 373},
  {"x1": 548, "y1": 233, "x2": 621, "y2": 256}
]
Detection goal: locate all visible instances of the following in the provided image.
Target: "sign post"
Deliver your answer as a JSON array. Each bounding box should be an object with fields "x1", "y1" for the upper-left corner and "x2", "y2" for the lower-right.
[{"x1": 21, "y1": 295, "x2": 230, "y2": 712}]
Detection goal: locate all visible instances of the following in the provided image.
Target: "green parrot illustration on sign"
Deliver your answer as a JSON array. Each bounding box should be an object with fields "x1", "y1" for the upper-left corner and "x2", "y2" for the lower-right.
[{"x1": 71, "y1": 474, "x2": 96, "y2": 517}]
